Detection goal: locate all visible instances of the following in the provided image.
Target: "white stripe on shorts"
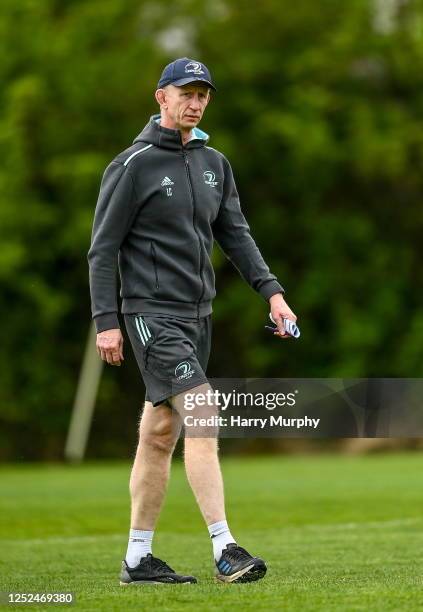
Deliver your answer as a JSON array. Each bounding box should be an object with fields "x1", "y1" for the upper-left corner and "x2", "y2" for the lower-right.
[
  {"x1": 135, "y1": 316, "x2": 146, "y2": 346},
  {"x1": 139, "y1": 317, "x2": 151, "y2": 340}
]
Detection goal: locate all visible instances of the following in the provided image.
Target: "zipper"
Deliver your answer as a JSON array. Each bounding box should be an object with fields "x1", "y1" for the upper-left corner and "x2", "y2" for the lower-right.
[
  {"x1": 150, "y1": 242, "x2": 159, "y2": 290},
  {"x1": 183, "y1": 148, "x2": 204, "y2": 320}
]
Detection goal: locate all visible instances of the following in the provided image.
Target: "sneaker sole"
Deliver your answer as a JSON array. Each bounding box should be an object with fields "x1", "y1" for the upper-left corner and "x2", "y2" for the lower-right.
[
  {"x1": 215, "y1": 561, "x2": 267, "y2": 584},
  {"x1": 233, "y1": 564, "x2": 267, "y2": 583}
]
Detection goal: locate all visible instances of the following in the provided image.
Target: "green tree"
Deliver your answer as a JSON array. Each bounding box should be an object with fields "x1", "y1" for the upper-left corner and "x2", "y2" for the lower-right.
[{"x1": 1, "y1": 0, "x2": 422, "y2": 459}]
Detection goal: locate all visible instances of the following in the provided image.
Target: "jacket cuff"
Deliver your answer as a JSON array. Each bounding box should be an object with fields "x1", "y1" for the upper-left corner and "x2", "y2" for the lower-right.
[
  {"x1": 259, "y1": 280, "x2": 285, "y2": 301},
  {"x1": 94, "y1": 312, "x2": 120, "y2": 333}
]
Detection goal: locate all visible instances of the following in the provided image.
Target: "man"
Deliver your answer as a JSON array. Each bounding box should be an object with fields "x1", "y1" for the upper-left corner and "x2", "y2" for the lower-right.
[{"x1": 88, "y1": 58, "x2": 297, "y2": 585}]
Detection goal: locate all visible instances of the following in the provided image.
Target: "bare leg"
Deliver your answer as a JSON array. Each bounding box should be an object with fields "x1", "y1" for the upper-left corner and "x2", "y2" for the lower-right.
[
  {"x1": 129, "y1": 400, "x2": 181, "y2": 530},
  {"x1": 184, "y1": 437, "x2": 225, "y2": 524},
  {"x1": 166, "y1": 385, "x2": 266, "y2": 583},
  {"x1": 170, "y1": 383, "x2": 226, "y2": 525}
]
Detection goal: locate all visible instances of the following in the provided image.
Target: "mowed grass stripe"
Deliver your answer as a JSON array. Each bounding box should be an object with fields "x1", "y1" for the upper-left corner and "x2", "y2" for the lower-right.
[{"x1": 0, "y1": 454, "x2": 422, "y2": 611}]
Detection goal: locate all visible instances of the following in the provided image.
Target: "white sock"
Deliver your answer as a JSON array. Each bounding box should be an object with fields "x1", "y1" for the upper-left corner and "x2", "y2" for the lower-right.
[
  {"x1": 208, "y1": 520, "x2": 236, "y2": 561},
  {"x1": 125, "y1": 529, "x2": 154, "y2": 567}
]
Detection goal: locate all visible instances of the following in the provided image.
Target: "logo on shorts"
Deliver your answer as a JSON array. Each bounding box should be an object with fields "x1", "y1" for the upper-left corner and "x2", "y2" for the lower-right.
[
  {"x1": 203, "y1": 170, "x2": 218, "y2": 187},
  {"x1": 175, "y1": 361, "x2": 195, "y2": 381}
]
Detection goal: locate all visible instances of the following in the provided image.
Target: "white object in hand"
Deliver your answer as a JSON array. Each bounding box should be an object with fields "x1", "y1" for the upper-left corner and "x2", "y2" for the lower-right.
[{"x1": 269, "y1": 313, "x2": 301, "y2": 338}]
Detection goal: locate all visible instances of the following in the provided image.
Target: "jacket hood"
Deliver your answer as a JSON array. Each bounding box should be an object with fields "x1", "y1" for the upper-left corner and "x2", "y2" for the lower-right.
[{"x1": 133, "y1": 114, "x2": 209, "y2": 150}]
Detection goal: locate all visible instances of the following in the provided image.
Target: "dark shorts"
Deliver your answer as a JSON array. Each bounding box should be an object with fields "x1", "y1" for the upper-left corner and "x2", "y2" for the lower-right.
[{"x1": 124, "y1": 313, "x2": 212, "y2": 407}]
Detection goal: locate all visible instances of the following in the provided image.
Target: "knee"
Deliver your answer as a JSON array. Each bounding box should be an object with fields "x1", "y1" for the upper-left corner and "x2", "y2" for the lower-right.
[
  {"x1": 142, "y1": 434, "x2": 176, "y2": 455},
  {"x1": 140, "y1": 421, "x2": 178, "y2": 455}
]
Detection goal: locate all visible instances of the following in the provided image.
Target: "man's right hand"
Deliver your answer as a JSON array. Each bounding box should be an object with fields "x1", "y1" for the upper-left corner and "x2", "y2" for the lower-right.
[{"x1": 96, "y1": 328, "x2": 124, "y2": 366}]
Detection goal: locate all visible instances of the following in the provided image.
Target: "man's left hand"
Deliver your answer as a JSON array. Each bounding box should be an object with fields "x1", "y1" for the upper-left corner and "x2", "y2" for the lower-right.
[{"x1": 269, "y1": 293, "x2": 297, "y2": 339}]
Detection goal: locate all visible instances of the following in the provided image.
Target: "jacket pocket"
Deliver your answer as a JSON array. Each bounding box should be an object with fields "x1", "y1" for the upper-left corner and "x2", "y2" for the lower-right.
[{"x1": 150, "y1": 242, "x2": 159, "y2": 290}]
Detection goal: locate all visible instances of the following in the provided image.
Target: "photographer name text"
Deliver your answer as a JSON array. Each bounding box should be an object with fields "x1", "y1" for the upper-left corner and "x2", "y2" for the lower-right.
[{"x1": 184, "y1": 415, "x2": 320, "y2": 429}]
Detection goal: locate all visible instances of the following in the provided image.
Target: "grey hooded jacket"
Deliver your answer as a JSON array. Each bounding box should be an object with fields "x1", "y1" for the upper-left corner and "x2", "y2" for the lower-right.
[{"x1": 88, "y1": 115, "x2": 284, "y2": 332}]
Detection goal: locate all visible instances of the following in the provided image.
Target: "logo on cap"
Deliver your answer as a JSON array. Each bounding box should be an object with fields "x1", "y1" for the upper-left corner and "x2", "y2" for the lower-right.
[{"x1": 185, "y1": 61, "x2": 205, "y2": 75}]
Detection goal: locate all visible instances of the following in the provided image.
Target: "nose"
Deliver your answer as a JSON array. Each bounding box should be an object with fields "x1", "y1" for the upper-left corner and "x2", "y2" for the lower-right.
[{"x1": 189, "y1": 96, "x2": 202, "y2": 110}]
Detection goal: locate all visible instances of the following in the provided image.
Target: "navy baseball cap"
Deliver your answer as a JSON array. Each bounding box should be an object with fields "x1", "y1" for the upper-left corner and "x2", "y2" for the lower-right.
[{"x1": 157, "y1": 57, "x2": 217, "y2": 91}]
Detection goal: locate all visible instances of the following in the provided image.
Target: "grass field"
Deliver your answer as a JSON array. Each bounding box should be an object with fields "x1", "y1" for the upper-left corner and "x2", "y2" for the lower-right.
[{"x1": 1, "y1": 453, "x2": 423, "y2": 611}]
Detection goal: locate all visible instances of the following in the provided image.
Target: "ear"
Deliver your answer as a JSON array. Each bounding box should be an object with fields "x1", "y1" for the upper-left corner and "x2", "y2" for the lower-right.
[{"x1": 155, "y1": 88, "x2": 166, "y2": 107}]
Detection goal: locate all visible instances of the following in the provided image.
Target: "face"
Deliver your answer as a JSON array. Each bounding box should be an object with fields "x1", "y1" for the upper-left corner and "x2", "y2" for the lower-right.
[{"x1": 157, "y1": 83, "x2": 210, "y2": 130}]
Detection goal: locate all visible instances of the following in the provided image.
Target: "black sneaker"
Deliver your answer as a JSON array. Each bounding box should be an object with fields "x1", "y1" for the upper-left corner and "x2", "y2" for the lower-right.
[
  {"x1": 215, "y1": 543, "x2": 267, "y2": 583},
  {"x1": 120, "y1": 554, "x2": 197, "y2": 585}
]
